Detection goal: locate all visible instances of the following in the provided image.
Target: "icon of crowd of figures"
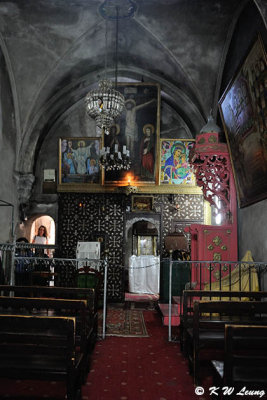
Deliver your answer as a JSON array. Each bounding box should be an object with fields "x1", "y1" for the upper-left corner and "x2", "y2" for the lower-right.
[{"x1": 60, "y1": 138, "x2": 101, "y2": 183}]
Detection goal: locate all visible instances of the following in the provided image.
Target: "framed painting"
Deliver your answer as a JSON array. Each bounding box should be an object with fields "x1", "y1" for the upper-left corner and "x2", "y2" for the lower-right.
[
  {"x1": 132, "y1": 195, "x2": 154, "y2": 212},
  {"x1": 59, "y1": 137, "x2": 102, "y2": 184},
  {"x1": 104, "y1": 82, "x2": 160, "y2": 185},
  {"x1": 137, "y1": 236, "x2": 157, "y2": 256},
  {"x1": 160, "y1": 139, "x2": 196, "y2": 185},
  {"x1": 219, "y1": 35, "x2": 267, "y2": 207}
]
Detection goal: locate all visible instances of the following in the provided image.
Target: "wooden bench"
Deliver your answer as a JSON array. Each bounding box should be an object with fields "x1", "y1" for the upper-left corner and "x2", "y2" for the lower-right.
[
  {"x1": 0, "y1": 285, "x2": 95, "y2": 307},
  {"x1": 0, "y1": 285, "x2": 98, "y2": 345},
  {"x1": 180, "y1": 290, "x2": 267, "y2": 356},
  {"x1": 0, "y1": 314, "x2": 83, "y2": 400},
  {"x1": 0, "y1": 296, "x2": 92, "y2": 379},
  {"x1": 191, "y1": 300, "x2": 267, "y2": 385},
  {"x1": 211, "y1": 324, "x2": 267, "y2": 399}
]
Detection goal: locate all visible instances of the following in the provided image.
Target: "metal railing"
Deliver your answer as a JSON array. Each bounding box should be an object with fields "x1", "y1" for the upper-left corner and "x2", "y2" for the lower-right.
[
  {"x1": 0, "y1": 243, "x2": 108, "y2": 339},
  {"x1": 160, "y1": 257, "x2": 267, "y2": 341},
  {"x1": 1, "y1": 242, "x2": 267, "y2": 341},
  {"x1": 0, "y1": 242, "x2": 57, "y2": 285}
]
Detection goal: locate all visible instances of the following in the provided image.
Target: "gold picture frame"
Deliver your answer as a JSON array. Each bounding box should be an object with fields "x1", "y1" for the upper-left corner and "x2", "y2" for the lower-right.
[
  {"x1": 159, "y1": 139, "x2": 196, "y2": 185},
  {"x1": 219, "y1": 34, "x2": 267, "y2": 207},
  {"x1": 104, "y1": 82, "x2": 160, "y2": 185},
  {"x1": 132, "y1": 195, "x2": 154, "y2": 212},
  {"x1": 137, "y1": 236, "x2": 157, "y2": 256}
]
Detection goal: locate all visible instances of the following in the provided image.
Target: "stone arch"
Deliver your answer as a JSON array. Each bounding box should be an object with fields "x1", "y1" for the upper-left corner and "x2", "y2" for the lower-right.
[{"x1": 16, "y1": 214, "x2": 56, "y2": 252}]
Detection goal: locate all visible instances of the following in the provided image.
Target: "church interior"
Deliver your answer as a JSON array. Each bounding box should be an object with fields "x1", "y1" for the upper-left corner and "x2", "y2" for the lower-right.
[{"x1": 0, "y1": 0, "x2": 267, "y2": 399}]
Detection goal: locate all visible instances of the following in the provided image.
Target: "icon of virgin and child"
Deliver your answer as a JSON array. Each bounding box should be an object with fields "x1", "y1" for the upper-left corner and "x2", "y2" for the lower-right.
[
  {"x1": 62, "y1": 139, "x2": 100, "y2": 182},
  {"x1": 162, "y1": 141, "x2": 192, "y2": 184}
]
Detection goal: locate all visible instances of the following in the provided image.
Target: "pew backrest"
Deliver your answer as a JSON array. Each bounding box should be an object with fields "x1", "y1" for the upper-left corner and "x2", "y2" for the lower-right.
[
  {"x1": 183, "y1": 290, "x2": 267, "y2": 320},
  {"x1": 0, "y1": 296, "x2": 89, "y2": 344},
  {"x1": 0, "y1": 314, "x2": 83, "y2": 399},
  {"x1": 192, "y1": 300, "x2": 267, "y2": 385},
  {"x1": 0, "y1": 284, "x2": 96, "y2": 312},
  {"x1": 180, "y1": 290, "x2": 267, "y2": 353},
  {"x1": 224, "y1": 324, "x2": 267, "y2": 387},
  {"x1": 0, "y1": 314, "x2": 76, "y2": 369}
]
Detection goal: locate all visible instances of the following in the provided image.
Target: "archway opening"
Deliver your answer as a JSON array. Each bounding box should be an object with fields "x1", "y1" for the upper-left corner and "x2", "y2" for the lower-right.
[
  {"x1": 125, "y1": 219, "x2": 160, "y2": 300},
  {"x1": 132, "y1": 220, "x2": 158, "y2": 256},
  {"x1": 30, "y1": 215, "x2": 55, "y2": 247}
]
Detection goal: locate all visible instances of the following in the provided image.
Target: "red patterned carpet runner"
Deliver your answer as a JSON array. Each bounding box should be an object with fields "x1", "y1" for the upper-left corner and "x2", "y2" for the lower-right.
[
  {"x1": 87, "y1": 309, "x2": 201, "y2": 400},
  {"x1": 98, "y1": 306, "x2": 149, "y2": 337}
]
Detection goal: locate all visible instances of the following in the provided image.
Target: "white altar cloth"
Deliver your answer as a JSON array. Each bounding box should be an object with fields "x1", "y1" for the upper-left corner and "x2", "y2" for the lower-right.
[{"x1": 129, "y1": 255, "x2": 160, "y2": 294}]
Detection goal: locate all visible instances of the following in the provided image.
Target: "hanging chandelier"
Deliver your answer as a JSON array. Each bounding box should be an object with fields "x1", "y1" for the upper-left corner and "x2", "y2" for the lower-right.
[
  {"x1": 85, "y1": 79, "x2": 125, "y2": 135},
  {"x1": 85, "y1": 2, "x2": 132, "y2": 172}
]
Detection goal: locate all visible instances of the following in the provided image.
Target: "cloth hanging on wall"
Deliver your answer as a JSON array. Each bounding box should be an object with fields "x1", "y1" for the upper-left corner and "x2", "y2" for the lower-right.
[{"x1": 203, "y1": 250, "x2": 259, "y2": 299}]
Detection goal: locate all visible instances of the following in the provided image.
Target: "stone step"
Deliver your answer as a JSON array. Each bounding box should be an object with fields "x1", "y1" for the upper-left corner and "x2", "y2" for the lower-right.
[
  {"x1": 172, "y1": 296, "x2": 182, "y2": 304},
  {"x1": 158, "y1": 303, "x2": 181, "y2": 326}
]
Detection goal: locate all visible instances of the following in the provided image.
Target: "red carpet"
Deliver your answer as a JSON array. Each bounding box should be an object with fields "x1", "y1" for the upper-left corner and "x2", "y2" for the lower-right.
[
  {"x1": 84, "y1": 310, "x2": 201, "y2": 400},
  {"x1": 0, "y1": 310, "x2": 202, "y2": 400}
]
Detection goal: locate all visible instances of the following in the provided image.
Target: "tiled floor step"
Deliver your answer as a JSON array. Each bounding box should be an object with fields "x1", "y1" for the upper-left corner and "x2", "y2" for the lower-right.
[
  {"x1": 172, "y1": 296, "x2": 182, "y2": 304},
  {"x1": 158, "y1": 303, "x2": 181, "y2": 326}
]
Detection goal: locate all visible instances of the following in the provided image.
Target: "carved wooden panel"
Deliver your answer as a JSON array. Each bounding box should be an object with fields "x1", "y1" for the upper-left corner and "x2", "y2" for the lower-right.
[{"x1": 58, "y1": 193, "x2": 125, "y2": 301}]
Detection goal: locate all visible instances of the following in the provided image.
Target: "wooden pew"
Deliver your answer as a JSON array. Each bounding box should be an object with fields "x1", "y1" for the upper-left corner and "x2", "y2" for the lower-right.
[
  {"x1": 211, "y1": 324, "x2": 267, "y2": 399},
  {"x1": 0, "y1": 285, "x2": 98, "y2": 346},
  {"x1": 0, "y1": 314, "x2": 83, "y2": 400},
  {"x1": 191, "y1": 300, "x2": 267, "y2": 385},
  {"x1": 0, "y1": 285, "x2": 95, "y2": 306},
  {"x1": 180, "y1": 290, "x2": 267, "y2": 356},
  {"x1": 0, "y1": 296, "x2": 92, "y2": 379}
]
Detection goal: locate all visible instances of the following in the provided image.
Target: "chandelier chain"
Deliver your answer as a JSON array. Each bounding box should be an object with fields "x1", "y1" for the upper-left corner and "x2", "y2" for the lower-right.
[
  {"x1": 105, "y1": 19, "x2": 108, "y2": 81},
  {"x1": 85, "y1": 4, "x2": 131, "y2": 172},
  {"x1": 115, "y1": 6, "x2": 119, "y2": 89}
]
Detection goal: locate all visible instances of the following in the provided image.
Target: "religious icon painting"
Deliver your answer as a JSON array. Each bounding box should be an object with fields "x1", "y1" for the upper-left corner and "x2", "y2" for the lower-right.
[
  {"x1": 59, "y1": 137, "x2": 102, "y2": 184},
  {"x1": 160, "y1": 139, "x2": 196, "y2": 185},
  {"x1": 219, "y1": 34, "x2": 267, "y2": 207},
  {"x1": 104, "y1": 82, "x2": 160, "y2": 185}
]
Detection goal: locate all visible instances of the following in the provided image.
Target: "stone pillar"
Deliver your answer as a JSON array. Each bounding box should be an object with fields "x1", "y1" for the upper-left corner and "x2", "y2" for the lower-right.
[{"x1": 17, "y1": 173, "x2": 35, "y2": 221}]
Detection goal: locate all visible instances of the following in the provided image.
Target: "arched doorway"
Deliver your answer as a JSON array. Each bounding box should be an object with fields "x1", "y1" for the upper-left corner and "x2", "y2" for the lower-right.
[
  {"x1": 125, "y1": 215, "x2": 161, "y2": 263},
  {"x1": 16, "y1": 214, "x2": 56, "y2": 248},
  {"x1": 132, "y1": 220, "x2": 158, "y2": 256},
  {"x1": 30, "y1": 215, "x2": 55, "y2": 246}
]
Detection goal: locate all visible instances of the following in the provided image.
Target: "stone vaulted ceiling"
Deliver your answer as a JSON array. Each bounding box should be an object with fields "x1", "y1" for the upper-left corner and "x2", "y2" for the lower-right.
[{"x1": 0, "y1": 0, "x2": 248, "y2": 171}]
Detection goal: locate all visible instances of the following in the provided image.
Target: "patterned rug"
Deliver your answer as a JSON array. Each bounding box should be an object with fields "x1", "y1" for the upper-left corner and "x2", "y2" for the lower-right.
[{"x1": 98, "y1": 306, "x2": 149, "y2": 337}]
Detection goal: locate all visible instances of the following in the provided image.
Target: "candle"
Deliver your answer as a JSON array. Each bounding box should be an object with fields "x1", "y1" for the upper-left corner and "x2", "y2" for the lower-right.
[{"x1": 123, "y1": 145, "x2": 126, "y2": 154}]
